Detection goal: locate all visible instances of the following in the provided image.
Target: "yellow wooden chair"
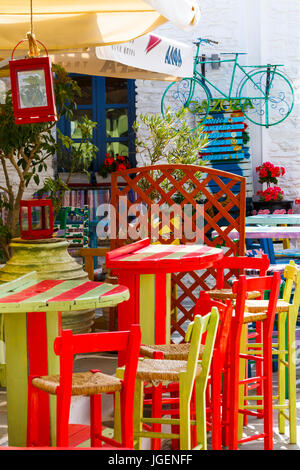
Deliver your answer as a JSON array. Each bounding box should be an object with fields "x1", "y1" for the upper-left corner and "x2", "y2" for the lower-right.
[
  {"x1": 120, "y1": 308, "x2": 219, "y2": 450},
  {"x1": 244, "y1": 260, "x2": 300, "y2": 444}
]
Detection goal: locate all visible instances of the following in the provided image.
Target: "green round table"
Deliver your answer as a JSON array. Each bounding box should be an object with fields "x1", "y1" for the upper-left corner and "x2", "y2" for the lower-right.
[{"x1": 0, "y1": 271, "x2": 129, "y2": 447}]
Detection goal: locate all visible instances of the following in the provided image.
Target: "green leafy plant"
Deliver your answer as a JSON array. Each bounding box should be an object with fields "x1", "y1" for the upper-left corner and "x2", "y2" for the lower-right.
[
  {"x1": 133, "y1": 107, "x2": 209, "y2": 200},
  {"x1": 0, "y1": 64, "x2": 97, "y2": 260}
]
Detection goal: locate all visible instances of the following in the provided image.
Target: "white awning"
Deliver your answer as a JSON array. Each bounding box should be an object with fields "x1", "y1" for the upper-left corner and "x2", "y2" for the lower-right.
[
  {"x1": 95, "y1": 33, "x2": 193, "y2": 78},
  {"x1": 0, "y1": 33, "x2": 193, "y2": 81},
  {"x1": 0, "y1": 1, "x2": 200, "y2": 55}
]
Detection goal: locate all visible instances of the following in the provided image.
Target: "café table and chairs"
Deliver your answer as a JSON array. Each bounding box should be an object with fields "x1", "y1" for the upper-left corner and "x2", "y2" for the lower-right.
[
  {"x1": 0, "y1": 271, "x2": 131, "y2": 447},
  {"x1": 213, "y1": 225, "x2": 300, "y2": 264},
  {"x1": 105, "y1": 238, "x2": 224, "y2": 358},
  {"x1": 1, "y1": 234, "x2": 297, "y2": 450},
  {"x1": 245, "y1": 214, "x2": 300, "y2": 263}
]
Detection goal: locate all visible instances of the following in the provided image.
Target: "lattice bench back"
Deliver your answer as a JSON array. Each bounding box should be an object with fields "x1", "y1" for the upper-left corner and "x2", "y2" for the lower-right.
[{"x1": 110, "y1": 165, "x2": 246, "y2": 342}]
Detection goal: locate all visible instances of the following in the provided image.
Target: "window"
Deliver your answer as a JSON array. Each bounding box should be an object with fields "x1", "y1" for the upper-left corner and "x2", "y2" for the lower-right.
[{"x1": 57, "y1": 75, "x2": 136, "y2": 174}]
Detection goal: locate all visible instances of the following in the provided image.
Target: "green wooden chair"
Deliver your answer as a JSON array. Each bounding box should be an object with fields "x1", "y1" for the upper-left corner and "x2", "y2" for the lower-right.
[
  {"x1": 244, "y1": 260, "x2": 300, "y2": 444},
  {"x1": 121, "y1": 308, "x2": 219, "y2": 450}
]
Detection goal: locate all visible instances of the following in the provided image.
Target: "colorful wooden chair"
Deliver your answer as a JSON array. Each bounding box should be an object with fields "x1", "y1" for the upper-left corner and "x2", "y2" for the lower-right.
[
  {"x1": 207, "y1": 254, "x2": 270, "y2": 301},
  {"x1": 139, "y1": 292, "x2": 233, "y2": 450},
  {"x1": 225, "y1": 272, "x2": 281, "y2": 450},
  {"x1": 132, "y1": 309, "x2": 219, "y2": 450},
  {"x1": 27, "y1": 325, "x2": 141, "y2": 448},
  {"x1": 243, "y1": 260, "x2": 300, "y2": 444}
]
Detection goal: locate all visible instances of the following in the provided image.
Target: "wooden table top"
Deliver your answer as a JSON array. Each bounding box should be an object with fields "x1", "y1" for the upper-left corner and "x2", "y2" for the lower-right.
[
  {"x1": 214, "y1": 225, "x2": 300, "y2": 240},
  {"x1": 0, "y1": 272, "x2": 129, "y2": 313},
  {"x1": 246, "y1": 214, "x2": 300, "y2": 225},
  {"x1": 106, "y1": 239, "x2": 224, "y2": 273}
]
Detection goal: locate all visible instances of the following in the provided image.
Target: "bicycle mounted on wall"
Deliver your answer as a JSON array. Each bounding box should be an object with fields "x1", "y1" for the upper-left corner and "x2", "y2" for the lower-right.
[{"x1": 161, "y1": 38, "x2": 294, "y2": 130}]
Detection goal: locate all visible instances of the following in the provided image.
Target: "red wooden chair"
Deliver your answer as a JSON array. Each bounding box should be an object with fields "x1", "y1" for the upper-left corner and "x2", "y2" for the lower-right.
[
  {"x1": 27, "y1": 325, "x2": 141, "y2": 448},
  {"x1": 224, "y1": 271, "x2": 281, "y2": 450},
  {"x1": 140, "y1": 291, "x2": 233, "y2": 450},
  {"x1": 207, "y1": 254, "x2": 270, "y2": 301},
  {"x1": 207, "y1": 253, "x2": 271, "y2": 426}
]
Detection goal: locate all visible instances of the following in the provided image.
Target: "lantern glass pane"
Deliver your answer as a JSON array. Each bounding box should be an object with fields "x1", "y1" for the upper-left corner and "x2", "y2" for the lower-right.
[
  {"x1": 43, "y1": 206, "x2": 50, "y2": 229},
  {"x1": 32, "y1": 207, "x2": 42, "y2": 230},
  {"x1": 17, "y1": 69, "x2": 48, "y2": 108},
  {"x1": 21, "y1": 207, "x2": 29, "y2": 230}
]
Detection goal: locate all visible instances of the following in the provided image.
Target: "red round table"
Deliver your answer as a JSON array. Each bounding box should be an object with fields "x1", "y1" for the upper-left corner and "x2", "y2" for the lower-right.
[{"x1": 106, "y1": 238, "x2": 224, "y2": 352}]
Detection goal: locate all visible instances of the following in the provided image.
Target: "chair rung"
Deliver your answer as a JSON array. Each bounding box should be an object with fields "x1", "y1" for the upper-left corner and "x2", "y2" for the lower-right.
[
  {"x1": 279, "y1": 359, "x2": 289, "y2": 367},
  {"x1": 142, "y1": 417, "x2": 179, "y2": 426},
  {"x1": 239, "y1": 375, "x2": 264, "y2": 385},
  {"x1": 240, "y1": 353, "x2": 264, "y2": 361},
  {"x1": 279, "y1": 410, "x2": 290, "y2": 420},
  {"x1": 238, "y1": 408, "x2": 262, "y2": 417},
  {"x1": 136, "y1": 431, "x2": 180, "y2": 440},
  {"x1": 238, "y1": 433, "x2": 265, "y2": 444}
]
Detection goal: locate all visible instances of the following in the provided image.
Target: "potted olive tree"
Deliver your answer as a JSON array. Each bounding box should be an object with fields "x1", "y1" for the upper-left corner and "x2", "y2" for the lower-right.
[{"x1": 133, "y1": 107, "x2": 209, "y2": 202}]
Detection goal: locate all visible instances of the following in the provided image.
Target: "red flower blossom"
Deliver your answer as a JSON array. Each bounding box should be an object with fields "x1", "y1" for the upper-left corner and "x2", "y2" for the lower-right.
[
  {"x1": 256, "y1": 186, "x2": 284, "y2": 202},
  {"x1": 256, "y1": 161, "x2": 285, "y2": 187},
  {"x1": 99, "y1": 154, "x2": 131, "y2": 178},
  {"x1": 117, "y1": 163, "x2": 127, "y2": 171},
  {"x1": 104, "y1": 156, "x2": 115, "y2": 166}
]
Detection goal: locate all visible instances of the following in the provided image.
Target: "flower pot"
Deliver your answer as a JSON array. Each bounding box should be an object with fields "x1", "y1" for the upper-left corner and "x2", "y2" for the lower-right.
[{"x1": 252, "y1": 199, "x2": 293, "y2": 215}]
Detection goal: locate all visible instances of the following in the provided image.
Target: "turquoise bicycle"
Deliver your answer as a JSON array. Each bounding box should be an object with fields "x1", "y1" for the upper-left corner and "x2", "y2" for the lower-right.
[{"x1": 161, "y1": 38, "x2": 294, "y2": 129}]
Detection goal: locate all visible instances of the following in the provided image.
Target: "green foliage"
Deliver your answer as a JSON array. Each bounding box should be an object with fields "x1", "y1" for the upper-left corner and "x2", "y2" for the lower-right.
[
  {"x1": 134, "y1": 107, "x2": 209, "y2": 166},
  {"x1": 133, "y1": 107, "x2": 209, "y2": 200}
]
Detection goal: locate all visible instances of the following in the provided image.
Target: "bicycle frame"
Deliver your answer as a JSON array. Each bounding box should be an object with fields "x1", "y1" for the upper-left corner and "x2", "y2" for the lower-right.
[
  {"x1": 161, "y1": 39, "x2": 294, "y2": 129},
  {"x1": 193, "y1": 41, "x2": 281, "y2": 102}
]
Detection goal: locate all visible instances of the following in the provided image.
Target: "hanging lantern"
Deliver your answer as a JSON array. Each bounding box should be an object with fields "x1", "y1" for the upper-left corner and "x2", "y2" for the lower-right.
[
  {"x1": 20, "y1": 199, "x2": 54, "y2": 240},
  {"x1": 9, "y1": 32, "x2": 57, "y2": 125}
]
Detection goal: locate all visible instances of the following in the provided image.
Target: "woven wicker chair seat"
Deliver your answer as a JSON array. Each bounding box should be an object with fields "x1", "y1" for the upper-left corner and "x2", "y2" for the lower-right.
[
  {"x1": 136, "y1": 358, "x2": 201, "y2": 382},
  {"x1": 232, "y1": 309, "x2": 268, "y2": 323},
  {"x1": 140, "y1": 343, "x2": 204, "y2": 360},
  {"x1": 32, "y1": 371, "x2": 122, "y2": 396},
  {"x1": 207, "y1": 288, "x2": 261, "y2": 300},
  {"x1": 243, "y1": 311, "x2": 268, "y2": 323},
  {"x1": 245, "y1": 299, "x2": 290, "y2": 313}
]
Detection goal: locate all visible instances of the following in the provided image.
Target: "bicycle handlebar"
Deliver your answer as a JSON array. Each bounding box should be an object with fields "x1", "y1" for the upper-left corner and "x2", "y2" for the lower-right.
[{"x1": 193, "y1": 38, "x2": 219, "y2": 45}]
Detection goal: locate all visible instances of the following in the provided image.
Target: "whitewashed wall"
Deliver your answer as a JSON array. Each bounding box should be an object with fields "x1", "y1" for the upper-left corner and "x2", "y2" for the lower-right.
[{"x1": 135, "y1": 0, "x2": 300, "y2": 200}]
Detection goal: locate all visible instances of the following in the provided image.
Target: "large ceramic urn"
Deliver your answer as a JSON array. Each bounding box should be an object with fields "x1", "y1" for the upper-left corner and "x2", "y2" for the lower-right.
[{"x1": 0, "y1": 237, "x2": 94, "y2": 333}]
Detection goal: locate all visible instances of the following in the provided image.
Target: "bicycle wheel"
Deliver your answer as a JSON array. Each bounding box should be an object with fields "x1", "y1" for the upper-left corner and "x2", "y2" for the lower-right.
[
  {"x1": 238, "y1": 69, "x2": 294, "y2": 127},
  {"x1": 161, "y1": 78, "x2": 211, "y2": 131}
]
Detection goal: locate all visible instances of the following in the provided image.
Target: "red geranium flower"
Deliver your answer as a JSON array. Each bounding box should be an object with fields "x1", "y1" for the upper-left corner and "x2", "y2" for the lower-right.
[
  {"x1": 117, "y1": 163, "x2": 127, "y2": 171},
  {"x1": 256, "y1": 161, "x2": 285, "y2": 187}
]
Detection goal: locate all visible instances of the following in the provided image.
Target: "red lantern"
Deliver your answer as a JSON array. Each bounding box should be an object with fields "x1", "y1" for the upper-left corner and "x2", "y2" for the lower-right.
[
  {"x1": 20, "y1": 199, "x2": 54, "y2": 240},
  {"x1": 9, "y1": 40, "x2": 57, "y2": 125}
]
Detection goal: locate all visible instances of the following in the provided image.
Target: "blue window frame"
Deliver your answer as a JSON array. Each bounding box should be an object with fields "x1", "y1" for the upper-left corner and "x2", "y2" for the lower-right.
[{"x1": 57, "y1": 75, "x2": 136, "y2": 176}]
